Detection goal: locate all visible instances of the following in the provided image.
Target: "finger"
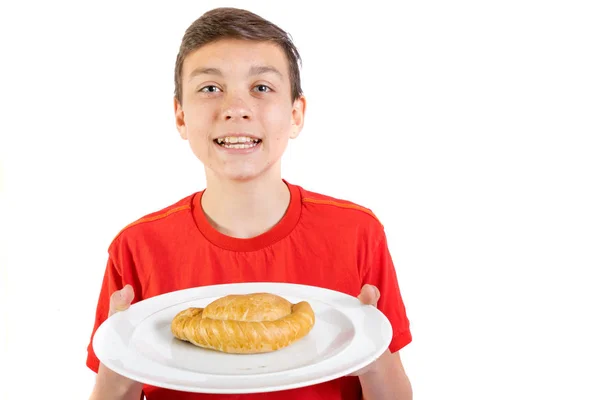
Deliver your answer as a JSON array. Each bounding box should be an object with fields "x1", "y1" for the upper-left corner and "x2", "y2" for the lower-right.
[
  {"x1": 109, "y1": 284, "x2": 134, "y2": 317},
  {"x1": 110, "y1": 285, "x2": 134, "y2": 315},
  {"x1": 357, "y1": 285, "x2": 371, "y2": 304},
  {"x1": 358, "y1": 284, "x2": 379, "y2": 306},
  {"x1": 120, "y1": 284, "x2": 134, "y2": 305},
  {"x1": 373, "y1": 285, "x2": 380, "y2": 304}
]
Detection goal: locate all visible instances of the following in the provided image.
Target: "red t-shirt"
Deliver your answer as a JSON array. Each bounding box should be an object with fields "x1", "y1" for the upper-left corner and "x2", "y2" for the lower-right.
[{"x1": 86, "y1": 181, "x2": 411, "y2": 399}]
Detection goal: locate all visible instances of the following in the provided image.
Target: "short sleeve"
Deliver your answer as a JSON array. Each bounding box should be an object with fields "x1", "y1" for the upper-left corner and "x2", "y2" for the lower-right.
[
  {"x1": 85, "y1": 255, "x2": 126, "y2": 373},
  {"x1": 362, "y1": 230, "x2": 412, "y2": 354}
]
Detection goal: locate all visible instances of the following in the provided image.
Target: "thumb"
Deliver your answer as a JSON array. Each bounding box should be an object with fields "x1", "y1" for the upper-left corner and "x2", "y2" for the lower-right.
[
  {"x1": 109, "y1": 284, "x2": 135, "y2": 317},
  {"x1": 358, "y1": 284, "x2": 380, "y2": 306}
]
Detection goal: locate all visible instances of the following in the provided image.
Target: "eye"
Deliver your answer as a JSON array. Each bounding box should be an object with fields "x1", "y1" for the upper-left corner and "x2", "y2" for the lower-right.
[
  {"x1": 254, "y1": 84, "x2": 272, "y2": 93},
  {"x1": 199, "y1": 85, "x2": 221, "y2": 93}
]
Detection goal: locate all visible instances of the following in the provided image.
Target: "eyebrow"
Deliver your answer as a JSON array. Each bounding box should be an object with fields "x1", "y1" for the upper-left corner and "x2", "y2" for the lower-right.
[{"x1": 188, "y1": 65, "x2": 283, "y2": 81}]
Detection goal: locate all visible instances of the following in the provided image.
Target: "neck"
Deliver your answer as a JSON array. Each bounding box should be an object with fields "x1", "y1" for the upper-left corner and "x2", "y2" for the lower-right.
[{"x1": 201, "y1": 171, "x2": 291, "y2": 239}]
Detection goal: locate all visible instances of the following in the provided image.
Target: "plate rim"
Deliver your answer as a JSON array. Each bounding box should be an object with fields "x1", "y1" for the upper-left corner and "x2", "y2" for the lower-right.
[{"x1": 93, "y1": 282, "x2": 393, "y2": 393}]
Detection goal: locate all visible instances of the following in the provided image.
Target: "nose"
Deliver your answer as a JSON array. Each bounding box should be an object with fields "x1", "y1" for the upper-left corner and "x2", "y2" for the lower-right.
[{"x1": 221, "y1": 92, "x2": 251, "y2": 121}]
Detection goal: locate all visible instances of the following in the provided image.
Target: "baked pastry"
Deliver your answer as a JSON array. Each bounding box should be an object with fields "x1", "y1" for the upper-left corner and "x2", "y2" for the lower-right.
[{"x1": 171, "y1": 292, "x2": 315, "y2": 354}]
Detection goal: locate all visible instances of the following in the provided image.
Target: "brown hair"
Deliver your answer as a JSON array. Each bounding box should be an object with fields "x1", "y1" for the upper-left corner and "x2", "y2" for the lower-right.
[{"x1": 174, "y1": 7, "x2": 303, "y2": 104}]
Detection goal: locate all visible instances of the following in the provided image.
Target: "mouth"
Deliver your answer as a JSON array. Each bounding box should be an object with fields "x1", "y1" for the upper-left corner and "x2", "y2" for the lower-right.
[{"x1": 213, "y1": 136, "x2": 262, "y2": 149}]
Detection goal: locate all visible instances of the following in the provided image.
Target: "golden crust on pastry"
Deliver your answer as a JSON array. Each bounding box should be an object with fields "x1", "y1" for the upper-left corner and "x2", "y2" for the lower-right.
[{"x1": 171, "y1": 292, "x2": 315, "y2": 354}]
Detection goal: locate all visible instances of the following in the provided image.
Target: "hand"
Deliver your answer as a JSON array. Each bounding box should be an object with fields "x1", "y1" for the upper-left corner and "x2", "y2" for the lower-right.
[
  {"x1": 348, "y1": 284, "x2": 385, "y2": 377},
  {"x1": 357, "y1": 283, "x2": 380, "y2": 308},
  {"x1": 90, "y1": 284, "x2": 142, "y2": 400},
  {"x1": 109, "y1": 284, "x2": 135, "y2": 317}
]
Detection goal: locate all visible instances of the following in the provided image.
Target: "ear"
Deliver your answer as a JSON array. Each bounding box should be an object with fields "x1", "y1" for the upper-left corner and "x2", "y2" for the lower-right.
[
  {"x1": 290, "y1": 95, "x2": 306, "y2": 139},
  {"x1": 174, "y1": 97, "x2": 187, "y2": 140}
]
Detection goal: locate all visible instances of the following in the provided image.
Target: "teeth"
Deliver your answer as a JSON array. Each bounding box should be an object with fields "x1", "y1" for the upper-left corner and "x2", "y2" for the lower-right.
[
  {"x1": 221, "y1": 142, "x2": 258, "y2": 149},
  {"x1": 217, "y1": 136, "x2": 259, "y2": 144}
]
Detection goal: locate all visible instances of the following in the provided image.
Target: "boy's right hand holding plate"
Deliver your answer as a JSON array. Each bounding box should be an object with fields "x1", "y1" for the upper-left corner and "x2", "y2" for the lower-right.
[{"x1": 89, "y1": 285, "x2": 143, "y2": 400}]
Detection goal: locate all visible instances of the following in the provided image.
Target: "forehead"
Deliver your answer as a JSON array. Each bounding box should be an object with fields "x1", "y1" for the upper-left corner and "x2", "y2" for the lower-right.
[{"x1": 182, "y1": 39, "x2": 290, "y2": 80}]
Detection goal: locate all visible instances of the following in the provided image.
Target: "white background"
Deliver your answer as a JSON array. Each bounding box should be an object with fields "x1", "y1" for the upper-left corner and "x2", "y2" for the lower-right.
[{"x1": 1, "y1": 0, "x2": 599, "y2": 399}]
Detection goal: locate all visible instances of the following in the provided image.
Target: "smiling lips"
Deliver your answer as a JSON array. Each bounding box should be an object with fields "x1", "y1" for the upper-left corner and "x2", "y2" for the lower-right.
[{"x1": 214, "y1": 136, "x2": 262, "y2": 149}]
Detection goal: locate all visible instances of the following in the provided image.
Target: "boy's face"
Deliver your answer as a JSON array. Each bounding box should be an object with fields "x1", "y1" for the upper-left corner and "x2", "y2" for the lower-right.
[{"x1": 175, "y1": 39, "x2": 305, "y2": 183}]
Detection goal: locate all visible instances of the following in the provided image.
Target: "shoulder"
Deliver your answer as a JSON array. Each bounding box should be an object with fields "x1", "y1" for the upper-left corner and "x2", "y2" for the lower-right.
[
  {"x1": 108, "y1": 192, "x2": 197, "y2": 251},
  {"x1": 296, "y1": 184, "x2": 385, "y2": 238}
]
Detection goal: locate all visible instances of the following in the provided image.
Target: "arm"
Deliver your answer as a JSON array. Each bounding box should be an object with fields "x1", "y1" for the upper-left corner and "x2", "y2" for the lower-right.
[
  {"x1": 359, "y1": 350, "x2": 412, "y2": 400},
  {"x1": 89, "y1": 363, "x2": 143, "y2": 400},
  {"x1": 354, "y1": 222, "x2": 413, "y2": 399},
  {"x1": 89, "y1": 285, "x2": 144, "y2": 400},
  {"x1": 355, "y1": 284, "x2": 412, "y2": 399}
]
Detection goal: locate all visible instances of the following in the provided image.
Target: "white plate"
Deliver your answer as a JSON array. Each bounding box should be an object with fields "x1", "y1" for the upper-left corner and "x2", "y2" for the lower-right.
[{"x1": 93, "y1": 282, "x2": 392, "y2": 394}]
